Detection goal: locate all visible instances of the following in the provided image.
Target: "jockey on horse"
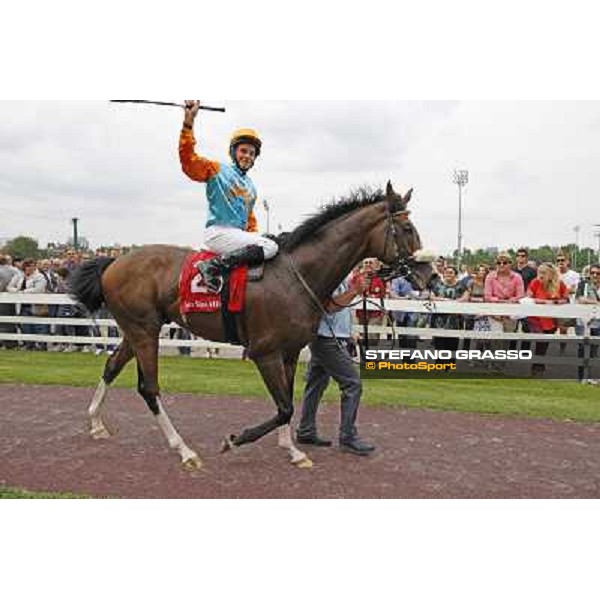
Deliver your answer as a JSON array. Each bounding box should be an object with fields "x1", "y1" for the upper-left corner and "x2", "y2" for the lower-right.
[{"x1": 179, "y1": 99, "x2": 278, "y2": 293}]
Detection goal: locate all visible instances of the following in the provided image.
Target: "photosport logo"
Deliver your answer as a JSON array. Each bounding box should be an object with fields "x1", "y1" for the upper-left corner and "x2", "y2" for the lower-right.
[{"x1": 359, "y1": 338, "x2": 600, "y2": 380}]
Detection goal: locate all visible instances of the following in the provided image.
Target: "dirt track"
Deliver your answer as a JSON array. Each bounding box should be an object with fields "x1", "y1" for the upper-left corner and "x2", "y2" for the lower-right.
[{"x1": 1, "y1": 384, "x2": 599, "y2": 498}]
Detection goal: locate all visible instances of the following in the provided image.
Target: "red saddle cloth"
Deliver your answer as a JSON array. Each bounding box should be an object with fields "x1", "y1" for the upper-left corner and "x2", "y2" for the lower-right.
[{"x1": 179, "y1": 251, "x2": 248, "y2": 315}]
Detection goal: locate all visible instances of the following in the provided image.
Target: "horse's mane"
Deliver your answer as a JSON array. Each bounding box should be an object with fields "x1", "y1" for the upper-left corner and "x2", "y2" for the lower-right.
[{"x1": 277, "y1": 186, "x2": 385, "y2": 251}]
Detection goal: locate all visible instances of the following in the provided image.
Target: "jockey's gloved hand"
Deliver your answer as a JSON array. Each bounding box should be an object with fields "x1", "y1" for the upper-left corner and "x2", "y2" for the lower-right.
[{"x1": 184, "y1": 100, "x2": 201, "y2": 127}]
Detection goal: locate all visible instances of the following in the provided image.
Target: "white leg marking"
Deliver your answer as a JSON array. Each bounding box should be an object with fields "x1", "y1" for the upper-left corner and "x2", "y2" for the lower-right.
[
  {"x1": 89, "y1": 379, "x2": 111, "y2": 439},
  {"x1": 155, "y1": 398, "x2": 202, "y2": 470},
  {"x1": 278, "y1": 425, "x2": 313, "y2": 468}
]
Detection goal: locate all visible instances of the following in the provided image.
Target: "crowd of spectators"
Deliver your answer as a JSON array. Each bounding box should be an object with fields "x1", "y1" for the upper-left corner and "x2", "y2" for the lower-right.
[
  {"x1": 2, "y1": 247, "x2": 600, "y2": 380},
  {"x1": 352, "y1": 249, "x2": 600, "y2": 382},
  {"x1": 0, "y1": 249, "x2": 120, "y2": 354}
]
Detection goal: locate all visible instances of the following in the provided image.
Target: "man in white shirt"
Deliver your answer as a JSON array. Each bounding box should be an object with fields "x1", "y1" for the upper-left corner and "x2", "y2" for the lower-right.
[
  {"x1": 556, "y1": 253, "x2": 580, "y2": 341},
  {"x1": 557, "y1": 254, "x2": 580, "y2": 298}
]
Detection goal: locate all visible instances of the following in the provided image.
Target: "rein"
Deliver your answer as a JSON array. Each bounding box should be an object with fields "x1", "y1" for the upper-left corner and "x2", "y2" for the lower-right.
[
  {"x1": 287, "y1": 254, "x2": 363, "y2": 364},
  {"x1": 285, "y1": 203, "x2": 416, "y2": 363}
]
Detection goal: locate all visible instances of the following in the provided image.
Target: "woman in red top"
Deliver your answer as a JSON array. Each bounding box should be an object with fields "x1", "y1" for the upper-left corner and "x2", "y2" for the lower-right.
[
  {"x1": 526, "y1": 263, "x2": 569, "y2": 376},
  {"x1": 527, "y1": 263, "x2": 569, "y2": 333}
]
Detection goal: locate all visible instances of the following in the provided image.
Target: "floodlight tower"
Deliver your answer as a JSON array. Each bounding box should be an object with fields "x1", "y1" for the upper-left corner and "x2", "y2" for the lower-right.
[
  {"x1": 453, "y1": 169, "x2": 469, "y2": 269},
  {"x1": 72, "y1": 218, "x2": 79, "y2": 251},
  {"x1": 573, "y1": 225, "x2": 581, "y2": 270},
  {"x1": 263, "y1": 199, "x2": 271, "y2": 235}
]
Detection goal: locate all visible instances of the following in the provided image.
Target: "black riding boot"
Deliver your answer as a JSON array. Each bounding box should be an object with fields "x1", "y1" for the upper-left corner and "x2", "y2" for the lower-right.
[{"x1": 197, "y1": 245, "x2": 265, "y2": 293}]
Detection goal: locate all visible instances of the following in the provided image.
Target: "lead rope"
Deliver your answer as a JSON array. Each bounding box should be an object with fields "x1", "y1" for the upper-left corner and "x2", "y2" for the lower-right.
[
  {"x1": 286, "y1": 204, "x2": 413, "y2": 363},
  {"x1": 287, "y1": 254, "x2": 364, "y2": 365}
]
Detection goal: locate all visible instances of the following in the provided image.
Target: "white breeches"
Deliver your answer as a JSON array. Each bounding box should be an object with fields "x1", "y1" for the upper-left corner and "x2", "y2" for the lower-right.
[{"x1": 204, "y1": 226, "x2": 279, "y2": 259}]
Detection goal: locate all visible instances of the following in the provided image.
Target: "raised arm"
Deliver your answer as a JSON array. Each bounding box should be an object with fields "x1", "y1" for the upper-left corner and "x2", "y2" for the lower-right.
[{"x1": 179, "y1": 100, "x2": 220, "y2": 183}]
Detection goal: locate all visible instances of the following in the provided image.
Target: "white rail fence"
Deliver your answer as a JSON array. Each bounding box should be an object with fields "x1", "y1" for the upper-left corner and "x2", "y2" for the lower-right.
[{"x1": 1, "y1": 293, "x2": 599, "y2": 353}]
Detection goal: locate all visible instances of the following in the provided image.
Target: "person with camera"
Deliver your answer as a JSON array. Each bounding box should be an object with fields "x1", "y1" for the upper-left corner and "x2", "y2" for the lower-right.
[{"x1": 351, "y1": 258, "x2": 388, "y2": 341}]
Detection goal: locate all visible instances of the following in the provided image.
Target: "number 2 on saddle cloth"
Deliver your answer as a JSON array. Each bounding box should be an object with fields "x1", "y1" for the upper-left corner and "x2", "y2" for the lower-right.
[{"x1": 179, "y1": 251, "x2": 249, "y2": 343}]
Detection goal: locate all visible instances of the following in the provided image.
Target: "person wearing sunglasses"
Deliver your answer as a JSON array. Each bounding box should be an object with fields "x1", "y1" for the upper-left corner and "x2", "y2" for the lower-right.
[
  {"x1": 484, "y1": 251, "x2": 525, "y2": 334},
  {"x1": 555, "y1": 255, "x2": 581, "y2": 340},
  {"x1": 556, "y1": 255, "x2": 580, "y2": 296},
  {"x1": 576, "y1": 264, "x2": 600, "y2": 384},
  {"x1": 514, "y1": 248, "x2": 537, "y2": 292},
  {"x1": 526, "y1": 263, "x2": 570, "y2": 376}
]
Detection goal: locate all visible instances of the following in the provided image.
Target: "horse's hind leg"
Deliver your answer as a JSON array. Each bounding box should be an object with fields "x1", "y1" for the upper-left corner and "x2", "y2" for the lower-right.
[
  {"x1": 89, "y1": 338, "x2": 134, "y2": 439},
  {"x1": 133, "y1": 332, "x2": 202, "y2": 471}
]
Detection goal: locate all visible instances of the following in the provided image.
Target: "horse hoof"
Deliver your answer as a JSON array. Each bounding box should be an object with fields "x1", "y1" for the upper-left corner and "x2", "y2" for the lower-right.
[
  {"x1": 293, "y1": 457, "x2": 314, "y2": 469},
  {"x1": 182, "y1": 455, "x2": 203, "y2": 471},
  {"x1": 220, "y1": 435, "x2": 237, "y2": 454},
  {"x1": 90, "y1": 426, "x2": 111, "y2": 440}
]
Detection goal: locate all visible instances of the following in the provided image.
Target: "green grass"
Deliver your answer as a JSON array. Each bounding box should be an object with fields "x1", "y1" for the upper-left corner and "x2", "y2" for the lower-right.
[
  {"x1": 0, "y1": 350, "x2": 599, "y2": 423},
  {"x1": 0, "y1": 487, "x2": 87, "y2": 499}
]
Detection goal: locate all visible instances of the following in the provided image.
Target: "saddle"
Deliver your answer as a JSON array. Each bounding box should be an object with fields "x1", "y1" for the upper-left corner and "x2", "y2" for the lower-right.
[{"x1": 179, "y1": 251, "x2": 263, "y2": 345}]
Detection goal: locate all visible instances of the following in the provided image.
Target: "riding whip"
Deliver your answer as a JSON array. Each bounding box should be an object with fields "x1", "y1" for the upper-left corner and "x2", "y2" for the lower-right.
[{"x1": 110, "y1": 100, "x2": 226, "y2": 113}]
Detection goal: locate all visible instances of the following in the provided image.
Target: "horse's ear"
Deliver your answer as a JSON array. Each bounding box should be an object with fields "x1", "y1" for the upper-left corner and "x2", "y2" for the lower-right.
[
  {"x1": 404, "y1": 188, "x2": 413, "y2": 204},
  {"x1": 386, "y1": 181, "x2": 395, "y2": 197}
]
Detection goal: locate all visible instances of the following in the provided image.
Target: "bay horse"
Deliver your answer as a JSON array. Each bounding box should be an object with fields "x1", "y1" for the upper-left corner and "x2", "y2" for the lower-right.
[{"x1": 70, "y1": 182, "x2": 433, "y2": 470}]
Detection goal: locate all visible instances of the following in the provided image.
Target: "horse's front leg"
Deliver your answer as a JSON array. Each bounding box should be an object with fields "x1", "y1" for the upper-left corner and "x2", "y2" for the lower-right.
[
  {"x1": 278, "y1": 352, "x2": 312, "y2": 468},
  {"x1": 222, "y1": 352, "x2": 313, "y2": 468}
]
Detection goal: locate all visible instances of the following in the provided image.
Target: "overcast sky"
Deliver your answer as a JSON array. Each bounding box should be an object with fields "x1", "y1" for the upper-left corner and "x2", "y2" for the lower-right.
[{"x1": 2, "y1": 100, "x2": 599, "y2": 255}]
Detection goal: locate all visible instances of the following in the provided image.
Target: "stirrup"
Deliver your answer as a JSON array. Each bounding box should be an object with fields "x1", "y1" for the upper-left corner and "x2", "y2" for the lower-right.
[
  {"x1": 206, "y1": 275, "x2": 224, "y2": 295},
  {"x1": 196, "y1": 261, "x2": 224, "y2": 294}
]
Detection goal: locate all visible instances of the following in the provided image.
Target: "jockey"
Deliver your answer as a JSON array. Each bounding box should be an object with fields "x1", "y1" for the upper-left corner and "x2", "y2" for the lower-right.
[{"x1": 179, "y1": 99, "x2": 279, "y2": 292}]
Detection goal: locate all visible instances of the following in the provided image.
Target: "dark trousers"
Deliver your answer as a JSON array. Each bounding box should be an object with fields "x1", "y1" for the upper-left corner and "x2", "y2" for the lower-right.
[
  {"x1": 578, "y1": 328, "x2": 600, "y2": 381},
  {"x1": 0, "y1": 302, "x2": 17, "y2": 349},
  {"x1": 297, "y1": 337, "x2": 362, "y2": 442},
  {"x1": 20, "y1": 305, "x2": 47, "y2": 350},
  {"x1": 97, "y1": 307, "x2": 119, "y2": 351},
  {"x1": 56, "y1": 304, "x2": 77, "y2": 338}
]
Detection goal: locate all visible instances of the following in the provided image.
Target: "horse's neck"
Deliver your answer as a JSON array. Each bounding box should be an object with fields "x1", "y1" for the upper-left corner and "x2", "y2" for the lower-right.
[{"x1": 290, "y1": 203, "x2": 383, "y2": 301}]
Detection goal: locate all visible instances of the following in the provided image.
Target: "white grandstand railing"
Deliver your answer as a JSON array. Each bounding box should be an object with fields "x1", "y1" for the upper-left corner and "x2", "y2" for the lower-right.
[{"x1": 0, "y1": 292, "x2": 599, "y2": 349}]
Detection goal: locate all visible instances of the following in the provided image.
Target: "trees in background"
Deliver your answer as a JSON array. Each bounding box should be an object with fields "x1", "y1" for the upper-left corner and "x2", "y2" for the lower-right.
[{"x1": 1, "y1": 236, "x2": 41, "y2": 259}]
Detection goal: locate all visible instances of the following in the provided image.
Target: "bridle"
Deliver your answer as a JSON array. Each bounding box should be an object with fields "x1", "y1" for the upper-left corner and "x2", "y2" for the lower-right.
[
  {"x1": 379, "y1": 199, "x2": 422, "y2": 288},
  {"x1": 286, "y1": 197, "x2": 428, "y2": 362}
]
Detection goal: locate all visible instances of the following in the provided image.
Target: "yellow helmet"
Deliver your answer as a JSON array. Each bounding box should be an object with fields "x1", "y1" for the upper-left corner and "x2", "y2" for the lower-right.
[{"x1": 230, "y1": 128, "x2": 262, "y2": 159}]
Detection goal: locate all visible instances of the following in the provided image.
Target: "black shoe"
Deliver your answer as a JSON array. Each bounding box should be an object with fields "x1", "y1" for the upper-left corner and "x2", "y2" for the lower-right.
[
  {"x1": 296, "y1": 433, "x2": 332, "y2": 447},
  {"x1": 220, "y1": 245, "x2": 265, "y2": 271},
  {"x1": 340, "y1": 438, "x2": 376, "y2": 456}
]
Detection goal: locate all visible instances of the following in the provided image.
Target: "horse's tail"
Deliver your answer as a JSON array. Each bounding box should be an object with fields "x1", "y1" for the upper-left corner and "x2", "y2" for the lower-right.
[{"x1": 68, "y1": 257, "x2": 116, "y2": 313}]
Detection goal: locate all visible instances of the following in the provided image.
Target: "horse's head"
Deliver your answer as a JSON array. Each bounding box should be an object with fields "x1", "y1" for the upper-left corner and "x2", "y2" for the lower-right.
[{"x1": 368, "y1": 181, "x2": 435, "y2": 291}]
